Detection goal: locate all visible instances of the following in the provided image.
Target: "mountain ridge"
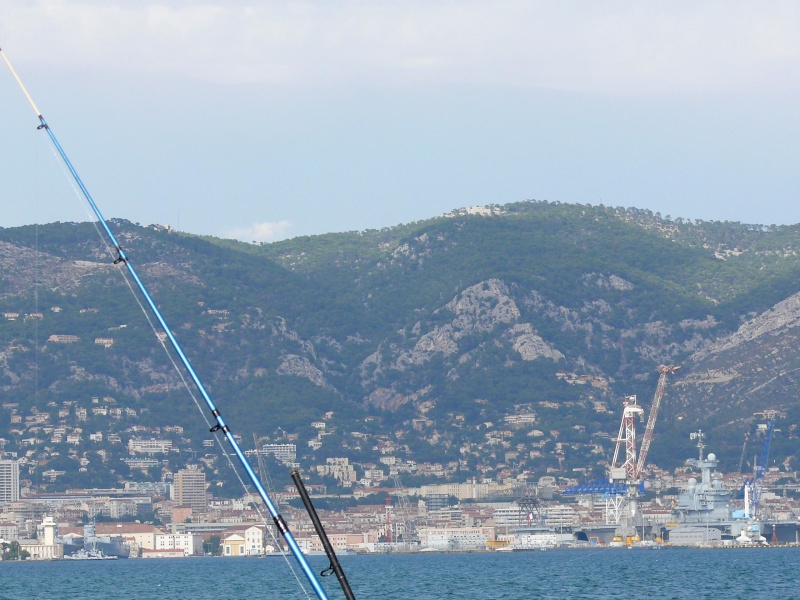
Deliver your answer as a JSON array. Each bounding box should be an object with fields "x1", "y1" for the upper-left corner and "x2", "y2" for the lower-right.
[{"x1": 2, "y1": 200, "x2": 800, "y2": 492}]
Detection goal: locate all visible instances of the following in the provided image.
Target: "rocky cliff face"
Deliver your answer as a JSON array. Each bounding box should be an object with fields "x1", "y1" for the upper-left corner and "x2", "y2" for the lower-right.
[
  {"x1": 674, "y1": 291, "x2": 800, "y2": 422},
  {"x1": 4, "y1": 207, "x2": 800, "y2": 452},
  {"x1": 260, "y1": 266, "x2": 800, "y2": 434},
  {"x1": 353, "y1": 279, "x2": 567, "y2": 411},
  {"x1": 394, "y1": 279, "x2": 563, "y2": 369},
  {"x1": 0, "y1": 240, "x2": 112, "y2": 291}
]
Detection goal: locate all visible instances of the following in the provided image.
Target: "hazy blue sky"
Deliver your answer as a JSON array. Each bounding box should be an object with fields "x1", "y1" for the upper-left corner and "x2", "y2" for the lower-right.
[{"x1": 2, "y1": 1, "x2": 799, "y2": 242}]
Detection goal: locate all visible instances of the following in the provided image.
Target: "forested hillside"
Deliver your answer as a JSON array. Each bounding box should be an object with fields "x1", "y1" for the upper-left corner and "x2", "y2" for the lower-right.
[{"x1": 3, "y1": 200, "x2": 800, "y2": 493}]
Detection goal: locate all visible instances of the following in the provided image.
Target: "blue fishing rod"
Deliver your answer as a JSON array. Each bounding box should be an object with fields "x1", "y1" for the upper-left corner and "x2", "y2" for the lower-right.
[{"x1": 1, "y1": 47, "x2": 331, "y2": 600}]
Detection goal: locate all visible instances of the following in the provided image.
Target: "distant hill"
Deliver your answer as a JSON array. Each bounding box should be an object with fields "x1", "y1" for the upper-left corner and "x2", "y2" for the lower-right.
[{"x1": 2, "y1": 200, "x2": 800, "y2": 492}]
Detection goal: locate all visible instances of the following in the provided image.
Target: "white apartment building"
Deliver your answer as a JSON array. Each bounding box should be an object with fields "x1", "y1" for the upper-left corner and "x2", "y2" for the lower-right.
[
  {"x1": 260, "y1": 444, "x2": 297, "y2": 466},
  {"x1": 155, "y1": 532, "x2": 196, "y2": 556},
  {"x1": 419, "y1": 481, "x2": 498, "y2": 501},
  {"x1": 0, "y1": 459, "x2": 20, "y2": 503},
  {"x1": 543, "y1": 504, "x2": 579, "y2": 528},
  {"x1": 315, "y1": 457, "x2": 357, "y2": 486},
  {"x1": 244, "y1": 525, "x2": 266, "y2": 555},
  {"x1": 128, "y1": 438, "x2": 173, "y2": 455},
  {"x1": 0, "y1": 521, "x2": 19, "y2": 541}
]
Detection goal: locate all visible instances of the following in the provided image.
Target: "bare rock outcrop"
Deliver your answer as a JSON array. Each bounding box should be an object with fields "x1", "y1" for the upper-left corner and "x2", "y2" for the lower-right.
[{"x1": 276, "y1": 354, "x2": 334, "y2": 391}]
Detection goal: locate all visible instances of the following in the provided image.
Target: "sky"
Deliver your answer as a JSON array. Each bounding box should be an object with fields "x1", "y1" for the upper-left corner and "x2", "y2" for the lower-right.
[{"x1": 1, "y1": 1, "x2": 799, "y2": 243}]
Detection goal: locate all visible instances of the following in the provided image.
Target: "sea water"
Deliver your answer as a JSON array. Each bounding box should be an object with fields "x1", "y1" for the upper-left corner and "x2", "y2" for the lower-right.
[{"x1": 1, "y1": 547, "x2": 799, "y2": 600}]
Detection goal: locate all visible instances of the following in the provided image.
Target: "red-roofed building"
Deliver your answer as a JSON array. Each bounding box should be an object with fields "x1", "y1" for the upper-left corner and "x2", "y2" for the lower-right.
[{"x1": 95, "y1": 522, "x2": 164, "y2": 554}]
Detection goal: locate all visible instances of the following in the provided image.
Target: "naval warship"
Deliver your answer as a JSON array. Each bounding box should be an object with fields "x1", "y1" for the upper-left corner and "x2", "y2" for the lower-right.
[{"x1": 667, "y1": 434, "x2": 800, "y2": 545}]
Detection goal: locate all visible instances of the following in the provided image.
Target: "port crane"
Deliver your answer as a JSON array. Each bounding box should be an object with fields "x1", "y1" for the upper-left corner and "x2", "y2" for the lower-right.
[
  {"x1": 742, "y1": 412, "x2": 776, "y2": 518},
  {"x1": 392, "y1": 474, "x2": 420, "y2": 544},
  {"x1": 737, "y1": 432, "x2": 750, "y2": 474},
  {"x1": 610, "y1": 365, "x2": 679, "y2": 482},
  {"x1": 610, "y1": 395, "x2": 644, "y2": 482},
  {"x1": 564, "y1": 365, "x2": 679, "y2": 534},
  {"x1": 636, "y1": 365, "x2": 681, "y2": 477},
  {"x1": 607, "y1": 366, "x2": 678, "y2": 540}
]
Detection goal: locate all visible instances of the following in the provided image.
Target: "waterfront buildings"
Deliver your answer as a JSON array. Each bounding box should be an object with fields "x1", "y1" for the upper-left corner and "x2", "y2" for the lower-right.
[
  {"x1": 221, "y1": 524, "x2": 268, "y2": 556},
  {"x1": 19, "y1": 516, "x2": 63, "y2": 560},
  {"x1": 418, "y1": 526, "x2": 495, "y2": 551},
  {"x1": 222, "y1": 533, "x2": 246, "y2": 556},
  {"x1": 154, "y1": 532, "x2": 197, "y2": 556}
]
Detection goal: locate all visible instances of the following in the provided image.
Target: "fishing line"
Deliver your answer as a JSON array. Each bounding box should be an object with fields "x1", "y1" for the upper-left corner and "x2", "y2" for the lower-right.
[
  {"x1": 114, "y1": 258, "x2": 311, "y2": 595},
  {"x1": 126, "y1": 298, "x2": 310, "y2": 595},
  {"x1": 42, "y1": 131, "x2": 312, "y2": 596},
  {"x1": 2, "y1": 47, "x2": 330, "y2": 600},
  {"x1": 34, "y1": 227, "x2": 39, "y2": 406},
  {"x1": 43, "y1": 142, "x2": 103, "y2": 226}
]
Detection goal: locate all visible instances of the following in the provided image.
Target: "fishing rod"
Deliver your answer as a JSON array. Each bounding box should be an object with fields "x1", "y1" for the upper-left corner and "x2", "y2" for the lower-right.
[
  {"x1": 292, "y1": 470, "x2": 357, "y2": 600},
  {"x1": 1, "y1": 48, "x2": 331, "y2": 600}
]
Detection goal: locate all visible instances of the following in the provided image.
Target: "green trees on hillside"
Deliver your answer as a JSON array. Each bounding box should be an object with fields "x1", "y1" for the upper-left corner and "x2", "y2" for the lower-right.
[{"x1": 4, "y1": 203, "x2": 800, "y2": 486}]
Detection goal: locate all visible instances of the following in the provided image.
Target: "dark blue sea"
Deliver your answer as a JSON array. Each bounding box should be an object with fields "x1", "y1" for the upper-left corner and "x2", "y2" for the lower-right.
[{"x1": 1, "y1": 548, "x2": 799, "y2": 599}]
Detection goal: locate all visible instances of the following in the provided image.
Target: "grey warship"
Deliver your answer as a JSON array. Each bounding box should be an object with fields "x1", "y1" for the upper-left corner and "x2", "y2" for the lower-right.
[
  {"x1": 667, "y1": 432, "x2": 753, "y2": 544},
  {"x1": 57, "y1": 522, "x2": 130, "y2": 558}
]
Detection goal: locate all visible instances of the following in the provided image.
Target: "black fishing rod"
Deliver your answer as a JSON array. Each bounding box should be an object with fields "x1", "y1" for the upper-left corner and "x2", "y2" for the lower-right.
[
  {"x1": 1, "y1": 47, "x2": 330, "y2": 600},
  {"x1": 292, "y1": 470, "x2": 357, "y2": 600}
]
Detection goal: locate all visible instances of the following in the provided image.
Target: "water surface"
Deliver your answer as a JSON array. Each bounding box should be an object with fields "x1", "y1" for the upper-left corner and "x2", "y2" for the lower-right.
[{"x1": 1, "y1": 547, "x2": 797, "y2": 599}]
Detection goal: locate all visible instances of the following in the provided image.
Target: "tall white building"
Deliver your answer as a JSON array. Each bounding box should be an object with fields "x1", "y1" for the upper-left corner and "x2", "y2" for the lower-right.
[{"x1": 0, "y1": 459, "x2": 20, "y2": 503}]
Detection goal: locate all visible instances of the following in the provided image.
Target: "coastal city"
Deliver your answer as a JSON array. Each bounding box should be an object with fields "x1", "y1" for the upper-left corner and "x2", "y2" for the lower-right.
[
  {"x1": 2, "y1": 4, "x2": 800, "y2": 599},
  {"x1": 1, "y1": 394, "x2": 798, "y2": 560}
]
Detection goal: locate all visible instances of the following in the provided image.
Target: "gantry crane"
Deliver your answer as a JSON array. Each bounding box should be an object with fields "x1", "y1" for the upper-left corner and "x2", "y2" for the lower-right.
[
  {"x1": 564, "y1": 366, "x2": 680, "y2": 533},
  {"x1": 737, "y1": 432, "x2": 750, "y2": 474},
  {"x1": 392, "y1": 474, "x2": 419, "y2": 544}
]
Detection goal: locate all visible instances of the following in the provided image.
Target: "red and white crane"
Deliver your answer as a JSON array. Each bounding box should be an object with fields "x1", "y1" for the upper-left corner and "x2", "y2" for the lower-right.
[
  {"x1": 610, "y1": 395, "x2": 645, "y2": 482},
  {"x1": 607, "y1": 365, "x2": 679, "y2": 536},
  {"x1": 636, "y1": 365, "x2": 680, "y2": 477},
  {"x1": 610, "y1": 365, "x2": 679, "y2": 483}
]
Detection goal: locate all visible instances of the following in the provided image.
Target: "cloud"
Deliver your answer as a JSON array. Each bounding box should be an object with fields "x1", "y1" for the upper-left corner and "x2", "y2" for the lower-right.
[
  {"x1": 225, "y1": 220, "x2": 292, "y2": 243},
  {"x1": 2, "y1": 1, "x2": 800, "y2": 95}
]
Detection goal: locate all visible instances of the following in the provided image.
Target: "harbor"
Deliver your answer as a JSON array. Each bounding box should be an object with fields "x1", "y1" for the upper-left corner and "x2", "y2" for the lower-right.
[
  {"x1": 1, "y1": 361, "x2": 798, "y2": 560},
  {"x1": 3, "y1": 6, "x2": 800, "y2": 598}
]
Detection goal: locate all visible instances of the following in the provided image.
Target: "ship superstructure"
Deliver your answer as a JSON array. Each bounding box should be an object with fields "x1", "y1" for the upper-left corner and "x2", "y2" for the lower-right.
[
  {"x1": 667, "y1": 431, "x2": 753, "y2": 544},
  {"x1": 671, "y1": 432, "x2": 734, "y2": 525}
]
